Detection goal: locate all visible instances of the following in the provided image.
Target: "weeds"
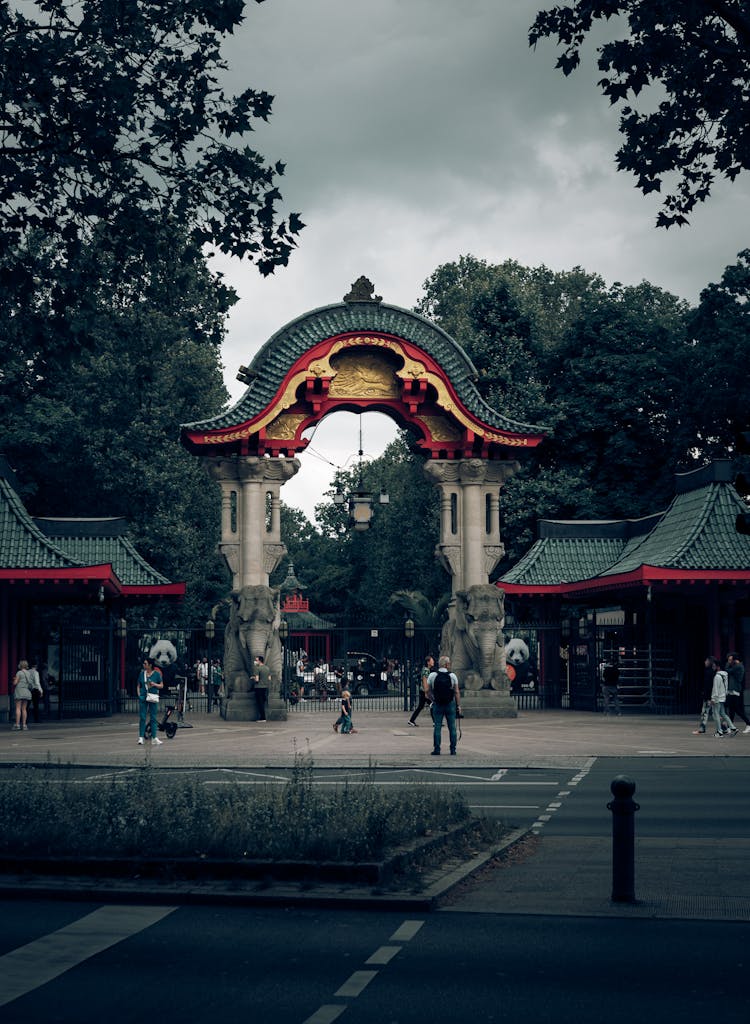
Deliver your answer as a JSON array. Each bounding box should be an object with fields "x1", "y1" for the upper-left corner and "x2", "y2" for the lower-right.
[{"x1": 0, "y1": 756, "x2": 472, "y2": 863}]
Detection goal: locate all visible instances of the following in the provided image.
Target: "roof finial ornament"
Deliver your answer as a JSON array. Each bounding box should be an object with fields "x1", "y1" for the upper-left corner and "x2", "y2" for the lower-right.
[{"x1": 343, "y1": 276, "x2": 382, "y2": 304}]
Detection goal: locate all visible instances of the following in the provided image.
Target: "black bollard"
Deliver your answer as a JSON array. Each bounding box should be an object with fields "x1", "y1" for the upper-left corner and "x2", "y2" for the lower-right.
[{"x1": 607, "y1": 775, "x2": 640, "y2": 903}]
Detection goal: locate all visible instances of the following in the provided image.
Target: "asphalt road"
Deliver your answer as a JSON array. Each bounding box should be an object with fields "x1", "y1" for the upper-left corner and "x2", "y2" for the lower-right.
[{"x1": 2, "y1": 900, "x2": 748, "y2": 1024}]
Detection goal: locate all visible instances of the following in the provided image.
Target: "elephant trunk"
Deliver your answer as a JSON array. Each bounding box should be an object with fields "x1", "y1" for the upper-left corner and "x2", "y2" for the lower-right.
[
  {"x1": 474, "y1": 626, "x2": 502, "y2": 683},
  {"x1": 239, "y1": 623, "x2": 273, "y2": 665}
]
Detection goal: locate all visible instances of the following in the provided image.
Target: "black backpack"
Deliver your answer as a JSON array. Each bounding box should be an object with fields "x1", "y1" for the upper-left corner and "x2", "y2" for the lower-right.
[{"x1": 432, "y1": 668, "x2": 454, "y2": 705}]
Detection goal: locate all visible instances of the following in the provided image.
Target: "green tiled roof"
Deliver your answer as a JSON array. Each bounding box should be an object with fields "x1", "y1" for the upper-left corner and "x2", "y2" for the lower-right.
[
  {"x1": 34, "y1": 518, "x2": 171, "y2": 586},
  {"x1": 183, "y1": 300, "x2": 548, "y2": 436},
  {"x1": 0, "y1": 471, "x2": 79, "y2": 571},
  {"x1": 500, "y1": 461, "x2": 750, "y2": 588},
  {"x1": 0, "y1": 455, "x2": 173, "y2": 588}
]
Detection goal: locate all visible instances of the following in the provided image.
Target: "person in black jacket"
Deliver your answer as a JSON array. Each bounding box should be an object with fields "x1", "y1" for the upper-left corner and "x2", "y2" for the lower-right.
[{"x1": 725, "y1": 653, "x2": 750, "y2": 732}]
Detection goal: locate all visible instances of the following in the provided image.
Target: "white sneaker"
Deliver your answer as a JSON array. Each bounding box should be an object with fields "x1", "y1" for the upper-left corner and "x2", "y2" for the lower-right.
[
  {"x1": 744, "y1": 726, "x2": 750, "y2": 734},
  {"x1": 137, "y1": 737, "x2": 144, "y2": 745},
  {"x1": 152, "y1": 736, "x2": 163, "y2": 745}
]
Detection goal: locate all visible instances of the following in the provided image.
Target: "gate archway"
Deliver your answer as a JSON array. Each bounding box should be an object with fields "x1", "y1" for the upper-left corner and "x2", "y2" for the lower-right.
[
  {"x1": 182, "y1": 277, "x2": 545, "y2": 595},
  {"x1": 181, "y1": 278, "x2": 547, "y2": 719}
]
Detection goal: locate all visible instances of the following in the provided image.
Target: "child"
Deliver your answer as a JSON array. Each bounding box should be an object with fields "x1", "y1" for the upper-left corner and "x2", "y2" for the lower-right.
[{"x1": 336, "y1": 689, "x2": 357, "y2": 734}]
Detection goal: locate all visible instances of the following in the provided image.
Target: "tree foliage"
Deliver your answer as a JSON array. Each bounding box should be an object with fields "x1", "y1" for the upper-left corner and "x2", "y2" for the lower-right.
[
  {"x1": 418, "y1": 255, "x2": 698, "y2": 572},
  {"x1": 0, "y1": 0, "x2": 302, "y2": 271},
  {"x1": 529, "y1": 1, "x2": 750, "y2": 226},
  {"x1": 0, "y1": 218, "x2": 233, "y2": 623}
]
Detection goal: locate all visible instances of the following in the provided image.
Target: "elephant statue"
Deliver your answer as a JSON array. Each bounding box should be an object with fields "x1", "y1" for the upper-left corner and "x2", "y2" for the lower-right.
[
  {"x1": 442, "y1": 584, "x2": 507, "y2": 692},
  {"x1": 223, "y1": 585, "x2": 282, "y2": 698}
]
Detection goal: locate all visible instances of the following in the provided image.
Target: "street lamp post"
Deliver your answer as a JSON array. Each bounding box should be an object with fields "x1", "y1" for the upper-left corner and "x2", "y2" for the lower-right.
[
  {"x1": 278, "y1": 614, "x2": 290, "y2": 704},
  {"x1": 404, "y1": 617, "x2": 415, "y2": 713},
  {"x1": 205, "y1": 619, "x2": 215, "y2": 712},
  {"x1": 115, "y1": 618, "x2": 127, "y2": 712}
]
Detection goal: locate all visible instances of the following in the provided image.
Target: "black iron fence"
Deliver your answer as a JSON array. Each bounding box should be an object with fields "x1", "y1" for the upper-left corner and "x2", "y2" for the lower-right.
[{"x1": 29, "y1": 618, "x2": 696, "y2": 720}]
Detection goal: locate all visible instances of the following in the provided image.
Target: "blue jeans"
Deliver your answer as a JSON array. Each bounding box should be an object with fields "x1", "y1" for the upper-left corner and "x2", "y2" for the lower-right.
[
  {"x1": 139, "y1": 698, "x2": 158, "y2": 739},
  {"x1": 712, "y1": 700, "x2": 733, "y2": 733},
  {"x1": 432, "y1": 701, "x2": 457, "y2": 753}
]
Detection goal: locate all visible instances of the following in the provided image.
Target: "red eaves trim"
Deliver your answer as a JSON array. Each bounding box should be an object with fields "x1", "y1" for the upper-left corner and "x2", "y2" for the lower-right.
[
  {"x1": 498, "y1": 565, "x2": 750, "y2": 597},
  {"x1": 0, "y1": 564, "x2": 120, "y2": 587},
  {"x1": 121, "y1": 583, "x2": 186, "y2": 597}
]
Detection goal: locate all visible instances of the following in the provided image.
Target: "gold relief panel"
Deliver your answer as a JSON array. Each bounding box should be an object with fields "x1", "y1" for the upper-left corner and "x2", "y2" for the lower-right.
[
  {"x1": 328, "y1": 352, "x2": 400, "y2": 399},
  {"x1": 265, "y1": 413, "x2": 307, "y2": 440},
  {"x1": 417, "y1": 415, "x2": 462, "y2": 442}
]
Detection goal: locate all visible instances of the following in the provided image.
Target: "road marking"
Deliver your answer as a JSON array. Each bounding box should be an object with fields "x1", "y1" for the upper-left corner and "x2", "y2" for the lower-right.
[
  {"x1": 302, "y1": 1006, "x2": 347, "y2": 1024},
  {"x1": 334, "y1": 970, "x2": 378, "y2": 997},
  {"x1": 390, "y1": 920, "x2": 424, "y2": 941},
  {"x1": 366, "y1": 945, "x2": 401, "y2": 965},
  {"x1": 469, "y1": 804, "x2": 540, "y2": 810},
  {"x1": 0, "y1": 905, "x2": 176, "y2": 1008}
]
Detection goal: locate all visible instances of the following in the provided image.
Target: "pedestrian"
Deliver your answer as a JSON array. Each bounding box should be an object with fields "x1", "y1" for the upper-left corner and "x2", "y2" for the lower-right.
[
  {"x1": 252, "y1": 655, "x2": 271, "y2": 722},
  {"x1": 601, "y1": 659, "x2": 621, "y2": 716},
  {"x1": 137, "y1": 657, "x2": 164, "y2": 746},
  {"x1": 337, "y1": 689, "x2": 357, "y2": 734},
  {"x1": 710, "y1": 656, "x2": 737, "y2": 738},
  {"x1": 725, "y1": 652, "x2": 750, "y2": 733},
  {"x1": 428, "y1": 655, "x2": 461, "y2": 755},
  {"x1": 28, "y1": 659, "x2": 43, "y2": 723},
  {"x1": 693, "y1": 656, "x2": 715, "y2": 734},
  {"x1": 197, "y1": 656, "x2": 209, "y2": 695},
  {"x1": 11, "y1": 659, "x2": 35, "y2": 731},
  {"x1": 409, "y1": 654, "x2": 434, "y2": 727}
]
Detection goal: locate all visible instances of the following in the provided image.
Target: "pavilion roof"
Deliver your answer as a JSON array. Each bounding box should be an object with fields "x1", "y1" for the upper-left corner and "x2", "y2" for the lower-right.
[
  {"x1": 183, "y1": 297, "x2": 547, "y2": 438},
  {"x1": 0, "y1": 456, "x2": 183, "y2": 597},
  {"x1": 499, "y1": 461, "x2": 750, "y2": 595}
]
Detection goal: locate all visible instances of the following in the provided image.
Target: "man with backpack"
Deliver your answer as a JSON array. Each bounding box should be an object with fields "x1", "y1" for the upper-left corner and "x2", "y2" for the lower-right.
[{"x1": 428, "y1": 655, "x2": 461, "y2": 756}]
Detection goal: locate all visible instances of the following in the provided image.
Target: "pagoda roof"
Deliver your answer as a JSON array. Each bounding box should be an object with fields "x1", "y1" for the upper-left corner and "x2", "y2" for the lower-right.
[
  {"x1": 0, "y1": 456, "x2": 184, "y2": 599},
  {"x1": 182, "y1": 293, "x2": 547, "y2": 447},
  {"x1": 499, "y1": 460, "x2": 750, "y2": 596}
]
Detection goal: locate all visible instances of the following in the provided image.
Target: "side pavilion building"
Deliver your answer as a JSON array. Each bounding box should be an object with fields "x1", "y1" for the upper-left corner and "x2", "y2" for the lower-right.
[
  {"x1": 0, "y1": 456, "x2": 184, "y2": 718},
  {"x1": 497, "y1": 461, "x2": 750, "y2": 713}
]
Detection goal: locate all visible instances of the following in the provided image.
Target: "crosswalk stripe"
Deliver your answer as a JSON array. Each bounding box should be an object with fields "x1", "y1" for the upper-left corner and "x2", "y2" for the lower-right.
[{"x1": 0, "y1": 905, "x2": 176, "y2": 1008}]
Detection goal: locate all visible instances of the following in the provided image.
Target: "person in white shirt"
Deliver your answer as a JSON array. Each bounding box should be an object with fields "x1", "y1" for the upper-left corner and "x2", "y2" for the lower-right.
[{"x1": 710, "y1": 655, "x2": 737, "y2": 737}]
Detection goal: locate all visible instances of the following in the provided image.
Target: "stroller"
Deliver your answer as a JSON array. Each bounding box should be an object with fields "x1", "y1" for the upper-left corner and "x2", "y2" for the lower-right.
[{"x1": 145, "y1": 703, "x2": 178, "y2": 740}]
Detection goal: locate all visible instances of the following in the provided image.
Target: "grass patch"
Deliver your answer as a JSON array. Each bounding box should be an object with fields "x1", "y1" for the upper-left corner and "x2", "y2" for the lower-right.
[{"x1": 0, "y1": 755, "x2": 483, "y2": 864}]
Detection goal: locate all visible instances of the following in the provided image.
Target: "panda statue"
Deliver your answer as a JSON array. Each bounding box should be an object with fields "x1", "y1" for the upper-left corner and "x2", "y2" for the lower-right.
[
  {"x1": 504, "y1": 637, "x2": 537, "y2": 694},
  {"x1": 148, "y1": 638, "x2": 179, "y2": 693}
]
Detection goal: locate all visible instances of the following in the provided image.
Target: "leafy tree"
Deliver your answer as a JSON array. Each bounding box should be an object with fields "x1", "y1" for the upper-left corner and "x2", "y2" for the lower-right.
[
  {"x1": 529, "y1": 1, "x2": 750, "y2": 226},
  {"x1": 684, "y1": 249, "x2": 750, "y2": 455},
  {"x1": 536, "y1": 279, "x2": 693, "y2": 518},
  {"x1": 0, "y1": 218, "x2": 233, "y2": 623},
  {"x1": 0, "y1": 0, "x2": 302, "y2": 272},
  {"x1": 312, "y1": 435, "x2": 449, "y2": 624},
  {"x1": 417, "y1": 256, "x2": 695, "y2": 572}
]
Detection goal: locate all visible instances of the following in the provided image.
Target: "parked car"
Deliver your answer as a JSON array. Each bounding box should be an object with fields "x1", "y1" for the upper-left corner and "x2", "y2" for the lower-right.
[{"x1": 333, "y1": 652, "x2": 388, "y2": 697}]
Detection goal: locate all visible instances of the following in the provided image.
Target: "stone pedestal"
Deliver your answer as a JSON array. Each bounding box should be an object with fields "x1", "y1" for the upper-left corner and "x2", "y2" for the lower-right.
[
  {"x1": 460, "y1": 689, "x2": 517, "y2": 719},
  {"x1": 220, "y1": 690, "x2": 287, "y2": 722}
]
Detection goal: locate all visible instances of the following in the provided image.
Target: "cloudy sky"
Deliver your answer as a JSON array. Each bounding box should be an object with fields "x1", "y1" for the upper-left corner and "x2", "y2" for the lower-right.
[{"x1": 209, "y1": 0, "x2": 750, "y2": 521}]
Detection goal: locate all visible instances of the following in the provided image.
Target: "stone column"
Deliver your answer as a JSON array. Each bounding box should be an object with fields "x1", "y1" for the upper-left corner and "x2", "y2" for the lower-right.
[
  {"x1": 203, "y1": 456, "x2": 300, "y2": 589},
  {"x1": 425, "y1": 458, "x2": 520, "y2": 719},
  {"x1": 424, "y1": 458, "x2": 519, "y2": 593}
]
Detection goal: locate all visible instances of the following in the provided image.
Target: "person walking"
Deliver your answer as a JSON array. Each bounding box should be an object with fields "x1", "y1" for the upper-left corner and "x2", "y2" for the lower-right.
[
  {"x1": 28, "y1": 659, "x2": 43, "y2": 723},
  {"x1": 710, "y1": 656, "x2": 737, "y2": 738},
  {"x1": 725, "y1": 652, "x2": 750, "y2": 732},
  {"x1": 336, "y1": 689, "x2": 357, "y2": 734},
  {"x1": 428, "y1": 655, "x2": 461, "y2": 755},
  {"x1": 601, "y1": 659, "x2": 621, "y2": 715},
  {"x1": 11, "y1": 660, "x2": 35, "y2": 731},
  {"x1": 409, "y1": 654, "x2": 434, "y2": 727},
  {"x1": 137, "y1": 657, "x2": 164, "y2": 746},
  {"x1": 693, "y1": 656, "x2": 715, "y2": 734}
]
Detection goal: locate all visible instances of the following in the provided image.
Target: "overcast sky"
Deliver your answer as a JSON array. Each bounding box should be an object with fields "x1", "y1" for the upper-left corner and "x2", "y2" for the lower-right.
[{"x1": 208, "y1": 0, "x2": 750, "y2": 522}]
